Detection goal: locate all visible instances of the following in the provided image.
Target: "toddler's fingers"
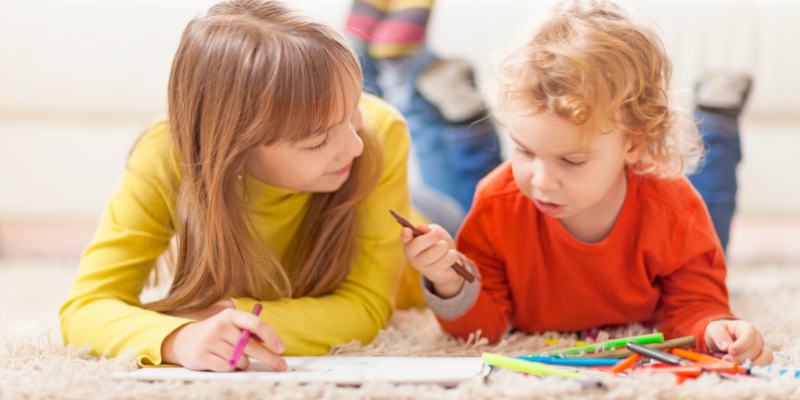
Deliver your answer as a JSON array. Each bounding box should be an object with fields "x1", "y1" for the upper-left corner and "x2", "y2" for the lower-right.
[
  {"x1": 750, "y1": 345, "x2": 774, "y2": 366},
  {"x1": 415, "y1": 240, "x2": 453, "y2": 267},
  {"x1": 728, "y1": 326, "x2": 757, "y2": 357},
  {"x1": 244, "y1": 337, "x2": 287, "y2": 372},
  {"x1": 404, "y1": 229, "x2": 445, "y2": 259},
  {"x1": 415, "y1": 224, "x2": 433, "y2": 234},
  {"x1": 400, "y1": 228, "x2": 414, "y2": 244},
  {"x1": 706, "y1": 322, "x2": 734, "y2": 352},
  {"x1": 423, "y1": 249, "x2": 462, "y2": 282},
  {"x1": 730, "y1": 344, "x2": 762, "y2": 365},
  {"x1": 427, "y1": 224, "x2": 455, "y2": 246}
]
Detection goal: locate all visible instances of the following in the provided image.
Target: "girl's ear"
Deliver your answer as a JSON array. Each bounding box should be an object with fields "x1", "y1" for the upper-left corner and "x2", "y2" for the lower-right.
[{"x1": 623, "y1": 134, "x2": 647, "y2": 164}]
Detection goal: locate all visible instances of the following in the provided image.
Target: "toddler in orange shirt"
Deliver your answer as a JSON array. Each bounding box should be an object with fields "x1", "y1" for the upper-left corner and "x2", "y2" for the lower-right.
[{"x1": 400, "y1": 0, "x2": 772, "y2": 365}]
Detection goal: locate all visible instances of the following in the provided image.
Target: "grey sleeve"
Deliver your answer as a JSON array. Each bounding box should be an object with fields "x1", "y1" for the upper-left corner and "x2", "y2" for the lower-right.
[{"x1": 420, "y1": 259, "x2": 481, "y2": 320}]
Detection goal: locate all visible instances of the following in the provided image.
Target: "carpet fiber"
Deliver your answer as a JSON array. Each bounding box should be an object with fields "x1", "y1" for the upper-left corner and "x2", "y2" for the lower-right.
[{"x1": 2, "y1": 259, "x2": 800, "y2": 399}]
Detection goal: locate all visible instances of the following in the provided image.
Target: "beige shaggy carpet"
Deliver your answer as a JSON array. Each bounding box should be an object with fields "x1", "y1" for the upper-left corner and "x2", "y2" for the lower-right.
[{"x1": 2, "y1": 259, "x2": 800, "y2": 399}]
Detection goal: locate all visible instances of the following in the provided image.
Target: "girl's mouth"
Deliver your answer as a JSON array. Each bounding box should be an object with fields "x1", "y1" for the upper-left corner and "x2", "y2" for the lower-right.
[
  {"x1": 326, "y1": 162, "x2": 352, "y2": 176},
  {"x1": 533, "y1": 199, "x2": 565, "y2": 215}
]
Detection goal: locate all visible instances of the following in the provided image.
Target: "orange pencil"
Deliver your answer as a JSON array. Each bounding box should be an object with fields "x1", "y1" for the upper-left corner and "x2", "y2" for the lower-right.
[
  {"x1": 609, "y1": 354, "x2": 642, "y2": 374},
  {"x1": 669, "y1": 348, "x2": 721, "y2": 363},
  {"x1": 669, "y1": 348, "x2": 745, "y2": 374}
]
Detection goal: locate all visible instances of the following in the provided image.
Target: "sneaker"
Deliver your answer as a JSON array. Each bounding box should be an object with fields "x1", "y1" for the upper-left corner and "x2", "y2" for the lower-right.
[
  {"x1": 416, "y1": 58, "x2": 487, "y2": 123},
  {"x1": 695, "y1": 72, "x2": 753, "y2": 120}
]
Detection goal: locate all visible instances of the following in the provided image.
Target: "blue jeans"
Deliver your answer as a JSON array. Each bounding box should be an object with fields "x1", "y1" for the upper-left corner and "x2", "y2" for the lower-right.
[
  {"x1": 688, "y1": 111, "x2": 742, "y2": 252},
  {"x1": 356, "y1": 47, "x2": 502, "y2": 214}
]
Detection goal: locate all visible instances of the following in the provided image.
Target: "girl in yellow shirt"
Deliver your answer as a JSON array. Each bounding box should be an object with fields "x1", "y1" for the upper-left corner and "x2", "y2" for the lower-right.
[{"x1": 60, "y1": 0, "x2": 421, "y2": 372}]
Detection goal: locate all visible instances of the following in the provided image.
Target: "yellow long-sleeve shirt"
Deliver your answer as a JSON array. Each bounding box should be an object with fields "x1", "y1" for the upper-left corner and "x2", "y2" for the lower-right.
[{"x1": 60, "y1": 94, "x2": 414, "y2": 366}]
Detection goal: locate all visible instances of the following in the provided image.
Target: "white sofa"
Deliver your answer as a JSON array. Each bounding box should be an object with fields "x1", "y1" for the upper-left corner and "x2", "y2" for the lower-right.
[{"x1": 1, "y1": 0, "x2": 799, "y2": 222}]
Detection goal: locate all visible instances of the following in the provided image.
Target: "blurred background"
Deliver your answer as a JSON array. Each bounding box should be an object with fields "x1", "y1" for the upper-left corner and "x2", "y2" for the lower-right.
[{"x1": 0, "y1": 0, "x2": 798, "y2": 264}]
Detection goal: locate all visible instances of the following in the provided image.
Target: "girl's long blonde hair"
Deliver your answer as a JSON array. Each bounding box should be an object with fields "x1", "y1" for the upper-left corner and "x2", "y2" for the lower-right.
[
  {"x1": 142, "y1": 0, "x2": 382, "y2": 312},
  {"x1": 495, "y1": 0, "x2": 702, "y2": 177}
]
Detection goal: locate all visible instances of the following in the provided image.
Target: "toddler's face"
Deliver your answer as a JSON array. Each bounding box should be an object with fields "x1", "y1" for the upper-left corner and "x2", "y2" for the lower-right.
[
  {"x1": 245, "y1": 104, "x2": 365, "y2": 192},
  {"x1": 504, "y1": 104, "x2": 638, "y2": 220}
]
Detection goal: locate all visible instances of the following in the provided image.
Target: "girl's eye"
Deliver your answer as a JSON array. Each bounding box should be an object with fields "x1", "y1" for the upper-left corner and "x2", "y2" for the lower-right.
[
  {"x1": 308, "y1": 134, "x2": 329, "y2": 151},
  {"x1": 563, "y1": 158, "x2": 585, "y2": 166},
  {"x1": 308, "y1": 139, "x2": 328, "y2": 151}
]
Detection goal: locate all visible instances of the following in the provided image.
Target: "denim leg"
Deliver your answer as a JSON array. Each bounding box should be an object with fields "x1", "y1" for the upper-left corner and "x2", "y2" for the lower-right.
[
  {"x1": 375, "y1": 49, "x2": 502, "y2": 211},
  {"x1": 704, "y1": 203, "x2": 736, "y2": 252},
  {"x1": 348, "y1": 38, "x2": 383, "y2": 97},
  {"x1": 687, "y1": 111, "x2": 742, "y2": 251},
  {"x1": 402, "y1": 92, "x2": 502, "y2": 211}
]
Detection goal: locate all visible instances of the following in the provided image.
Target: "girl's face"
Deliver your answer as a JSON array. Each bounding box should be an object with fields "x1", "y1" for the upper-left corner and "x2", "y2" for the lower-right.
[
  {"x1": 504, "y1": 103, "x2": 640, "y2": 221},
  {"x1": 245, "y1": 104, "x2": 365, "y2": 192}
]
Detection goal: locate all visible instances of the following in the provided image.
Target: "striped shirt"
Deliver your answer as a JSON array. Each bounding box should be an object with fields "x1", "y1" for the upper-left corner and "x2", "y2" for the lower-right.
[{"x1": 346, "y1": 0, "x2": 435, "y2": 58}]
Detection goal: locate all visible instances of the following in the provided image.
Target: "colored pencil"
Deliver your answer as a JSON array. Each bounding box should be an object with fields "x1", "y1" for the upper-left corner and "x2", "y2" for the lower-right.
[
  {"x1": 516, "y1": 356, "x2": 625, "y2": 367},
  {"x1": 228, "y1": 303, "x2": 263, "y2": 367},
  {"x1": 750, "y1": 367, "x2": 800, "y2": 377},
  {"x1": 389, "y1": 210, "x2": 475, "y2": 282},
  {"x1": 609, "y1": 354, "x2": 642, "y2": 374},
  {"x1": 525, "y1": 333, "x2": 663, "y2": 357},
  {"x1": 626, "y1": 342, "x2": 693, "y2": 365},
  {"x1": 669, "y1": 348, "x2": 725, "y2": 364},
  {"x1": 577, "y1": 336, "x2": 695, "y2": 359},
  {"x1": 482, "y1": 353, "x2": 583, "y2": 379}
]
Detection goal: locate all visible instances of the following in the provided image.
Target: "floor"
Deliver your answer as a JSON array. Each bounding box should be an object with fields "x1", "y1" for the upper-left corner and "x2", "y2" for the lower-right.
[{"x1": 1, "y1": 258, "x2": 799, "y2": 399}]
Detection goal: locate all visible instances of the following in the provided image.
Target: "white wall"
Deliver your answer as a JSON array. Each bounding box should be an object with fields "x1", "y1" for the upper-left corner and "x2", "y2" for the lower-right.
[{"x1": 1, "y1": 0, "x2": 799, "y2": 221}]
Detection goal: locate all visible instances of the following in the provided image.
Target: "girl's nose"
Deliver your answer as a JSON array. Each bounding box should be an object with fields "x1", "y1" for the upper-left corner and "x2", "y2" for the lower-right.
[{"x1": 342, "y1": 128, "x2": 364, "y2": 160}]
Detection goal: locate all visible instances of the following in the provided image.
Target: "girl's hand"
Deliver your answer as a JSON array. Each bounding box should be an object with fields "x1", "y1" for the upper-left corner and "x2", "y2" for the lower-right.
[
  {"x1": 400, "y1": 223, "x2": 464, "y2": 298},
  {"x1": 705, "y1": 319, "x2": 773, "y2": 365},
  {"x1": 161, "y1": 308, "x2": 287, "y2": 372},
  {"x1": 166, "y1": 299, "x2": 235, "y2": 321}
]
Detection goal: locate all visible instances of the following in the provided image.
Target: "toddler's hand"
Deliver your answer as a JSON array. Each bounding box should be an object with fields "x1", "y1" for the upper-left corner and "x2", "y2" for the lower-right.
[
  {"x1": 162, "y1": 308, "x2": 286, "y2": 372},
  {"x1": 705, "y1": 319, "x2": 773, "y2": 365},
  {"x1": 400, "y1": 223, "x2": 464, "y2": 298}
]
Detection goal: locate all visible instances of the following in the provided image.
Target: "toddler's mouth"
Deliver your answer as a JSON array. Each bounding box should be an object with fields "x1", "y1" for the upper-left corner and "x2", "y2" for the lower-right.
[{"x1": 533, "y1": 198, "x2": 565, "y2": 216}]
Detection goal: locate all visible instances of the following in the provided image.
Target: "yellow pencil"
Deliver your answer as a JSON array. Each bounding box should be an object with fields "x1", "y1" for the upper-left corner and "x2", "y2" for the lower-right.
[{"x1": 482, "y1": 353, "x2": 583, "y2": 379}]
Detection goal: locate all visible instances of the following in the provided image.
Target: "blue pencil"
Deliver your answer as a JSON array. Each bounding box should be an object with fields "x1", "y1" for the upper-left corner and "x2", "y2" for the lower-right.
[
  {"x1": 750, "y1": 366, "x2": 800, "y2": 377},
  {"x1": 516, "y1": 356, "x2": 633, "y2": 367}
]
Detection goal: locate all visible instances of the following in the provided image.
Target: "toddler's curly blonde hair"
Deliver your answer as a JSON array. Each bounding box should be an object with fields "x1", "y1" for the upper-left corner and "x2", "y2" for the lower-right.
[{"x1": 495, "y1": 0, "x2": 702, "y2": 177}]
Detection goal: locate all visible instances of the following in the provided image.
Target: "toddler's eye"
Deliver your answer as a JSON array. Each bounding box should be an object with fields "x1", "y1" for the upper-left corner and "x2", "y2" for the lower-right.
[
  {"x1": 563, "y1": 158, "x2": 585, "y2": 166},
  {"x1": 515, "y1": 147, "x2": 533, "y2": 156}
]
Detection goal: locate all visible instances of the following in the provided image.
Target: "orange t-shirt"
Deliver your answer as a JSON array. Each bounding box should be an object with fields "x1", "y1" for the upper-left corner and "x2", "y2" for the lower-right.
[{"x1": 440, "y1": 161, "x2": 734, "y2": 351}]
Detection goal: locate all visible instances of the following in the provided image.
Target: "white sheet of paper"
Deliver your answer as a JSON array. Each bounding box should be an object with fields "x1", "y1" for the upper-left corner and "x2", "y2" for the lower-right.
[{"x1": 115, "y1": 357, "x2": 487, "y2": 386}]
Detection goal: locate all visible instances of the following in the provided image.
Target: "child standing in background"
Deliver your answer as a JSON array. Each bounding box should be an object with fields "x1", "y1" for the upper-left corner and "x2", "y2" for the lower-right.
[
  {"x1": 401, "y1": 0, "x2": 773, "y2": 365},
  {"x1": 61, "y1": 0, "x2": 420, "y2": 372},
  {"x1": 345, "y1": 0, "x2": 503, "y2": 232}
]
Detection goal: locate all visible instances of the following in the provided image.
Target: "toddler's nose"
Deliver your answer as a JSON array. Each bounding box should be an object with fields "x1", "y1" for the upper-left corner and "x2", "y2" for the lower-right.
[{"x1": 531, "y1": 162, "x2": 560, "y2": 192}]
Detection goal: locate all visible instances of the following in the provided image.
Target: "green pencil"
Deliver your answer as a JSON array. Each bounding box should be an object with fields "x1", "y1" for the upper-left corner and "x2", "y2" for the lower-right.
[
  {"x1": 524, "y1": 333, "x2": 664, "y2": 357},
  {"x1": 576, "y1": 336, "x2": 696, "y2": 359},
  {"x1": 482, "y1": 353, "x2": 583, "y2": 379}
]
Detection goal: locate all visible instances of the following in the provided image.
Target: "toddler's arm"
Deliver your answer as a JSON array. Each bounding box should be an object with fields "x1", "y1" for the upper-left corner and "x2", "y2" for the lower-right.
[
  {"x1": 658, "y1": 200, "x2": 772, "y2": 365},
  {"x1": 402, "y1": 199, "x2": 514, "y2": 343}
]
